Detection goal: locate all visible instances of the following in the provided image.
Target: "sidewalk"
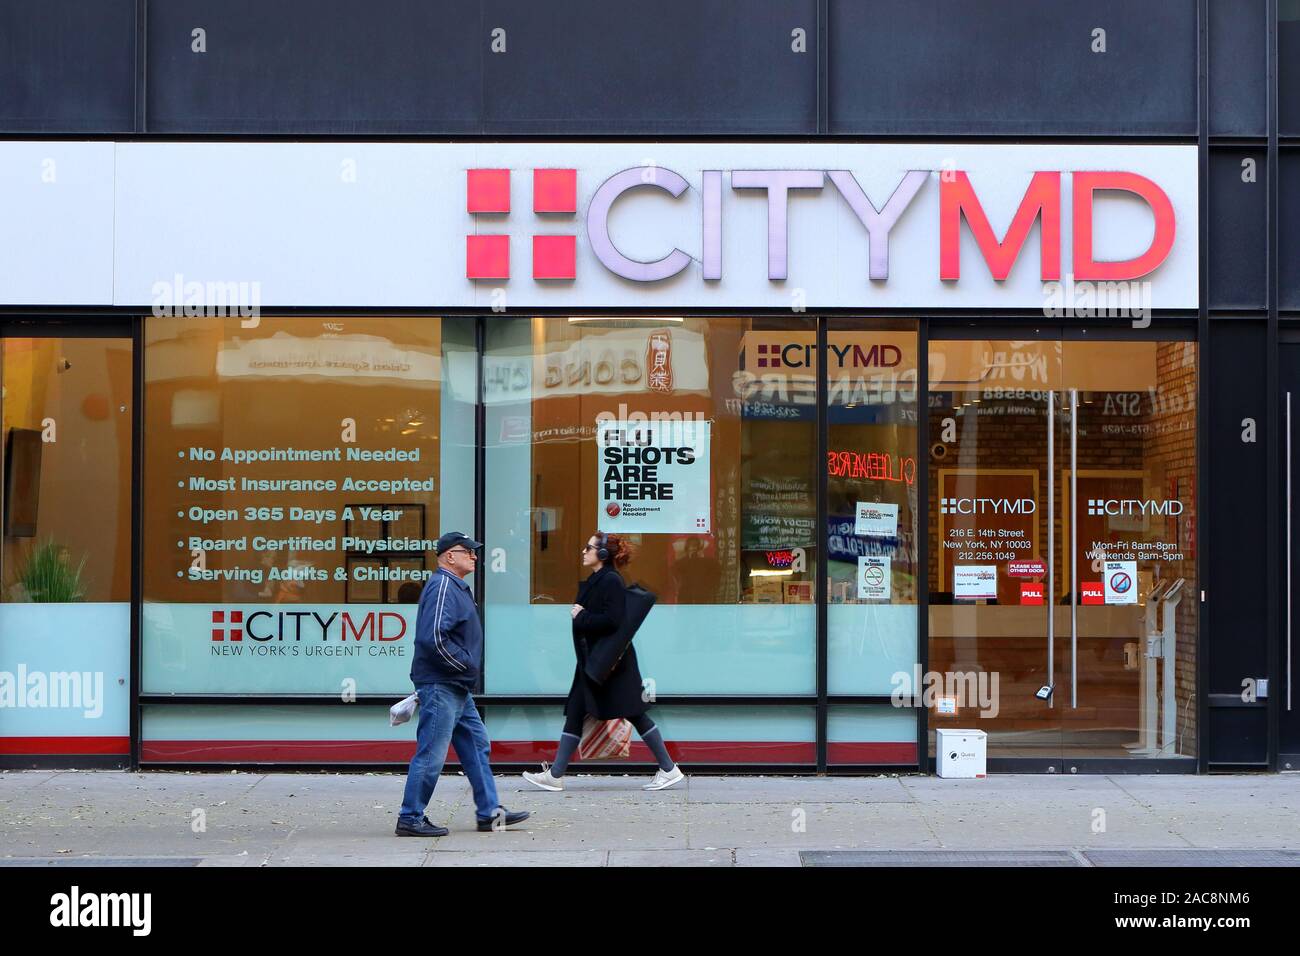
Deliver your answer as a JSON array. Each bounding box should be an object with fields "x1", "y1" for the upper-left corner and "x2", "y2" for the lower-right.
[{"x1": 2, "y1": 770, "x2": 1298, "y2": 867}]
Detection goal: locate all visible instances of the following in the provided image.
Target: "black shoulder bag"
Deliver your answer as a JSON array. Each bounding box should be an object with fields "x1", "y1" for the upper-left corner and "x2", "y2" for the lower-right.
[{"x1": 583, "y1": 583, "x2": 656, "y2": 685}]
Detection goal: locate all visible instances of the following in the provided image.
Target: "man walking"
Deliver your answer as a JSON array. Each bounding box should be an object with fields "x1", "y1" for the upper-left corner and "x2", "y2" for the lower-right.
[{"x1": 396, "y1": 531, "x2": 530, "y2": 836}]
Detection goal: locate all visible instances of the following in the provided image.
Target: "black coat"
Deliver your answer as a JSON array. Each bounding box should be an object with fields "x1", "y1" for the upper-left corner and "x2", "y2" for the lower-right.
[{"x1": 565, "y1": 565, "x2": 648, "y2": 721}]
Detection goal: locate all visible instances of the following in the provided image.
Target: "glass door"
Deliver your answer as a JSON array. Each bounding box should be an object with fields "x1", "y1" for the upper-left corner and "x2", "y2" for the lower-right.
[
  {"x1": 928, "y1": 335, "x2": 1198, "y2": 767},
  {"x1": 928, "y1": 338, "x2": 1065, "y2": 760},
  {"x1": 1058, "y1": 340, "x2": 1197, "y2": 761}
]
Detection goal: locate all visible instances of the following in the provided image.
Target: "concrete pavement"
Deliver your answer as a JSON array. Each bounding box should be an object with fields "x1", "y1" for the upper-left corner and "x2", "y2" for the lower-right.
[{"x1": 2, "y1": 769, "x2": 1298, "y2": 866}]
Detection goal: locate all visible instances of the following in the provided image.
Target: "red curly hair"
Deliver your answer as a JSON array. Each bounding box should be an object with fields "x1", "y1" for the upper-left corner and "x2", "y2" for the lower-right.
[{"x1": 593, "y1": 530, "x2": 634, "y2": 569}]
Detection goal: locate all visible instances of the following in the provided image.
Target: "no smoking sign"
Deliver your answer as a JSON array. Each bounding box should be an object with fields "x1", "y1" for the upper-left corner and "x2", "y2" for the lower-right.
[{"x1": 1103, "y1": 560, "x2": 1138, "y2": 605}]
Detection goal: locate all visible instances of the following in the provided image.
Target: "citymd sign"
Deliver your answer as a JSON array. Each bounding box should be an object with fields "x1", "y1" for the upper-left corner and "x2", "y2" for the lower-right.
[
  {"x1": 466, "y1": 164, "x2": 1178, "y2": 285},
  {"x1": 141, "y1": 603, "x2": 413, "y2": 694},
  {"x1": 1087, "y1": 497, "x2": 1184, "y2": 517},
  {"x1": 941, "y1": 497, "x2": 1037, "y2": 515},
  {"x1": 96, "y1": 142, "x2": 1198, "y2": 309},
  {"x1": 209, "y1": 607, "x2": 408, "y2": 643},
  {"x1": 450, "y1": 143, "x2": 1197, "y2": 310}
]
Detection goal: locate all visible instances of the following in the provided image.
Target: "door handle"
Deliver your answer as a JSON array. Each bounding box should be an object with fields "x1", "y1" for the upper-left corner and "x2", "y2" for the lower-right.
[
  {"x1": 1047, "y1": 390, "x2": 1055, "y2": 708},
  {"x1": 1070, "y1": 388, "x2": 1078, "y2": 709},
  {"x1": 1289, "y1": 392, "x2": 1293, "y2": 712}
]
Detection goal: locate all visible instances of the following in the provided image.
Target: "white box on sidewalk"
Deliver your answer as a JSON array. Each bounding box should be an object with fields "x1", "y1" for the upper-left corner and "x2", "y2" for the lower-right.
[{"x1": 936, "y1": 729, "x2": 987, "y2": 778}]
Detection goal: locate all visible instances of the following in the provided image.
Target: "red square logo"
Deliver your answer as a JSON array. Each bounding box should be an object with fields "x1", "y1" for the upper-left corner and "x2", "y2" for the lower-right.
[
  {"x1": 467, "y1": 235, "x2": 510, "y2": 279},
  {"x1": 467, "y1": 169, "x2": 510, "y2": 214},
  {"x1": 532, "y1": 235, "x2": 576, "y2": 280},
  {"x1": 1020, "y1": 583, "x2": 1044, "y2": 606},
  {"x1": 1081, "y1": 582, "x2": 1105, "y2": 605},
  {"x1": 533, "y1": 168, "x2": 577, "y2": 213},
  {"x1": 756, "y1": 343, "x2": 782, "y2": 369},
  {"x1": 212, "y1": 609, "x2": 244, "y2": 642}
]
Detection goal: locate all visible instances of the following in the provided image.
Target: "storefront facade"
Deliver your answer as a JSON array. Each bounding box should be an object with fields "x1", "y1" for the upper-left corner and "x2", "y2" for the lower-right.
[{"x1": 0, "y1": 0, "x2": 1295, "y2": 773}]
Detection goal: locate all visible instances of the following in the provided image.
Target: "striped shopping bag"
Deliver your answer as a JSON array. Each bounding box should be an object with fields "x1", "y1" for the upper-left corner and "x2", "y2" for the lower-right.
[{"x1": 578, "y1": 716, "x2": 633, "y2": 759}]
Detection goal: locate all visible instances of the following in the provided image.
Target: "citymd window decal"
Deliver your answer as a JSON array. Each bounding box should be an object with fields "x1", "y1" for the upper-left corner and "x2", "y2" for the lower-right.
[{"x1": 142, "y1": 315, "x2": 476, "y2": 696}]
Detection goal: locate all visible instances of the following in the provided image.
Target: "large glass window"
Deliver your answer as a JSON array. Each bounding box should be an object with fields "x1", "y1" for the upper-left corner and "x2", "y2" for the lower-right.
[
  {"x1": 825, "y1": 320, "x2": 920, "y2": 697},
  {"x1": 2, "y1": 337, "x2": 132, "y2": 603},
  {"x1": 1, "y1": 334, "x2": 133, "y2": 759},
  {"x1": 141, "y1": 315, "x2": 475, "y2": 696},
  {"x1": 484, "y1": 316, "x2": 820, "y2": 699}
]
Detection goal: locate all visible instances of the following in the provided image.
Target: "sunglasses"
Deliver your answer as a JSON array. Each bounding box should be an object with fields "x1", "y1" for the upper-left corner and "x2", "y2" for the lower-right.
[{"x1": 445, "y1": 548, "x2": 478, "y2": 559}]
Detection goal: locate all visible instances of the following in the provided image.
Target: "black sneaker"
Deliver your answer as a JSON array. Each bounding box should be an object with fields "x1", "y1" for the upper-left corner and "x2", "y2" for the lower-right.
[
  {"x1": 476, "y1": 807, "x2": 531, "y2": 832},
  {"x1": 395, "y1": 816, "x2": 449, "y2": 837}
]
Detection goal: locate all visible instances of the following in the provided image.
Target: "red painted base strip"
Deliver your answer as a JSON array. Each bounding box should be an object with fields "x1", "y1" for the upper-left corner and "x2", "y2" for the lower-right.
[
  {"x1": 1, "y1": 736, "x2": 130, "y2": 756},
  {"x1": 141, "y1": 739, "x2": 918, "y2": 765},
  {"x1": 142, "y1": 740, "x2": 420, "y2": 762},
  {"x1": 827, "y1": 742, "x2": 918, "y2": 764}
]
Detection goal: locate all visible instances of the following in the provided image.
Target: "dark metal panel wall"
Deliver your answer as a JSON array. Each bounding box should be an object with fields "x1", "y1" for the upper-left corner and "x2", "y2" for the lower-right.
[
  {"x1": 1, "y1": 0, "x2": 1210, "y2": 136},
  {"x1": 478, "y1": 0, "x2": 817, "y2": 134},
  {"x1": 1279, "y1": 0, "x2": 1300, "y2": 134},
  {"x1": 0, "y1": 0, "x2": 136, "y2": 132},
  {"x1": 1206, "y1": 321, "x2": 1270, "y2": 763},
  {"x1": 1210, "y1": 0, "x2": 1267, "y2": 137},
  {"x1": 144, "y1": 0, "x2": 817, "y2": 134},
  {"x1": 1207, "y1": 706, "x2": 1269, "y2": 765},
  {"x1": 828, "y1": 0, "x2": 1197, "y2": 135},
  {"x1": 1209, "y1": 149, "x2": 1268, "y2": 309},
  {"x1": 146, "y1": 0, "x2": 484, "y2": 134},
  {"x1": 1281, "y1": 150, "x2": 1300, "y2": 310}
]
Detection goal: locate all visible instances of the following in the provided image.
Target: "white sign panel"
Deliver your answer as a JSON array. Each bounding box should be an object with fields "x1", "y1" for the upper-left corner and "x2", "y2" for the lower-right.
[
  {"x1": 858, "y1": 556, "x2": 891, "y2": 601},
  {"x1": 596, "y1": 418, "x2": 710, "y2": 534},
  {"x1": 954, "y1": 565, "x2": 998, "y2": 600},
  {"x1": 854, "y1": 501, "x2": 899, "y2": 538},
  {"x1": 0, "y1": 141, "x2": 1199, "y2": 308},
  {"x1": 0, "y1": 142, "x2": 115, "y2": 305},
  {"x1": 1103, "y1": 560, "x2": 1139, "y2": 605}
]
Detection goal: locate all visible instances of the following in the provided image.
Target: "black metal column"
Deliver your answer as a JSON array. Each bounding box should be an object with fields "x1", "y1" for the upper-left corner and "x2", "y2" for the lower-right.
[
  {"x1": 130, "y1": 315, "x2": 144, "y2": 770},
  {"x1": 815, "y1": 316, "x2": 829, "y2": 772},
  {"x1": 1267, "y1": 0, "x2": 1281, "y2": 770},
  {"x1": 1197, "y1": 0, "x2": 1212, "y2": 774},
  {"x1": 916, "y1": 317, "x2": 930, "y2": 773}
]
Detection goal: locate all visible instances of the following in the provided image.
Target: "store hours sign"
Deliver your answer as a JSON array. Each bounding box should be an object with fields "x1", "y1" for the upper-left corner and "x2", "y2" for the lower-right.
[{"x1": 596, "y1": 418, "x2": 711, "y2": 533}]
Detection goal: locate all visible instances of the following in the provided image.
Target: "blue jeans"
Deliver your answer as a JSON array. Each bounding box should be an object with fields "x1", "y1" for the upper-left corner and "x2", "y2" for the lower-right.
[{"x1": 398, "y1": 682, "x2": 500, "y2": 824}]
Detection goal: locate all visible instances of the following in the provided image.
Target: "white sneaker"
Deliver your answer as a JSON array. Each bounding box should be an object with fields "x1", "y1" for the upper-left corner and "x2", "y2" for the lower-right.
[
  {"x1": 522, "y1": 764, "x2": 564, "y2": 792},
  {"x1": 642, "y1": 765, "x2": 684, "y2": 791}
]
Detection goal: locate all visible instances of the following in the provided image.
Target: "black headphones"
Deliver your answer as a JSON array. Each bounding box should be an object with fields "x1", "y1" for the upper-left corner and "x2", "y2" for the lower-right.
[{"x1": 595, "y1": 531, "x2": 610, "y2": 563}]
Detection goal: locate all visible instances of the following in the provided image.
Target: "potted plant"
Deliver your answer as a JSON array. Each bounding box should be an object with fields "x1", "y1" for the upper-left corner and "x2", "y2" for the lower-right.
[{"x1": 13, "y1": 540, "x2": 87, "y2": 603}]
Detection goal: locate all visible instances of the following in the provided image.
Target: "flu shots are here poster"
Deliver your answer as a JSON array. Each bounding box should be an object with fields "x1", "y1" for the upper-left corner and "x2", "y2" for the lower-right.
[{"x1": 596, "y1": 418, "x2": 711, "y2": 534}]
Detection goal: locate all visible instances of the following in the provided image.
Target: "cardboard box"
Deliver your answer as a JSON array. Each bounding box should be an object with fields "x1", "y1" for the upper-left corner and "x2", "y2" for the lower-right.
[
  {"x1": 750, "y1": 576, "x2": 785, "y2": 604},
  {"x1": 783, "y1": 580, "x2": 814, "y2": 604}
]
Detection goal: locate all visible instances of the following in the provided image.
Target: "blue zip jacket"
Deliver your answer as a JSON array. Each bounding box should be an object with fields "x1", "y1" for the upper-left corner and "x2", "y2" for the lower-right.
[{"x1": 410, "y1": 568, "x2": 481, "y2": 687}]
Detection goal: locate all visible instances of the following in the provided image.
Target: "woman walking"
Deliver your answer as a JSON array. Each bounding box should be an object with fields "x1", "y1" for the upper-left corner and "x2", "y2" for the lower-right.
[{"x1": 523, "y1": 530, "x2": 683, "y2": 792}]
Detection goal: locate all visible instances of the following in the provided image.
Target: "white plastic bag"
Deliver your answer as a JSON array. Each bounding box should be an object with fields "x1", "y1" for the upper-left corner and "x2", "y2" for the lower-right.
[{"x1": 389, "y1": 692, "x2": 419, "y2": 726}]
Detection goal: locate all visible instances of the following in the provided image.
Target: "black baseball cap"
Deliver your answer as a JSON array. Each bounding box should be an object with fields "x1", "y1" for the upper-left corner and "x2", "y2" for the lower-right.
[{"x1": 435, "y1": 531, "x2": 483, "y2": 555}]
